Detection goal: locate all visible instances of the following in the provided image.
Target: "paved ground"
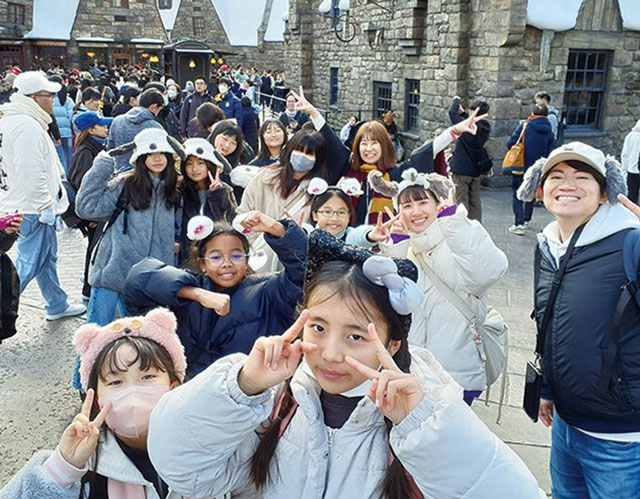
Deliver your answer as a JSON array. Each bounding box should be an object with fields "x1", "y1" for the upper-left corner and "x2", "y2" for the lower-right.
[{"x1": 0, "y1": 187, "x2": 555, "y2": 495}]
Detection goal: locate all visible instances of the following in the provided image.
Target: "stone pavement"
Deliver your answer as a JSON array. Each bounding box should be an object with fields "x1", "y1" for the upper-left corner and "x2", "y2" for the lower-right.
[{"x1": 0, "y1": 188, "x2": 555, "y2": 495}]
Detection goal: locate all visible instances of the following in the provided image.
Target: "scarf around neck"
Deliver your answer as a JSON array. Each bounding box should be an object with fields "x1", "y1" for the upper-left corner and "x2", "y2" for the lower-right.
[{"x1": 0, "y1": 93, "x2": 52, "y2": 130}]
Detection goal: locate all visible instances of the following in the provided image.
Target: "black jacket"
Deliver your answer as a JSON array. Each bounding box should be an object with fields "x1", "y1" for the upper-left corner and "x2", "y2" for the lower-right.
[
  {"x1": 68, "y1": 136, "x2": 104, "y2": 191},
  {"x1": 181, "y1": 92, "x2": 215, "y2": 138},
  {"x1": 156, "y1": 107, "x2": 181, "y2": 141},
  {"x1": 448, "y1": 98, "x2": 491, "y2": 177},
  {"x1": 535, "y1": 228, "x2": 640, "y2": 432}
]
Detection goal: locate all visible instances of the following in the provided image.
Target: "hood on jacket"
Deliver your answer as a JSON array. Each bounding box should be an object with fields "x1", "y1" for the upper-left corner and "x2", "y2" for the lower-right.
[
  {"x1": 526, "y1": 116, "x2": 552, "y2": 135},
  {"x1": 125, "y1": 106, "x2": 157, "y2": 125}
]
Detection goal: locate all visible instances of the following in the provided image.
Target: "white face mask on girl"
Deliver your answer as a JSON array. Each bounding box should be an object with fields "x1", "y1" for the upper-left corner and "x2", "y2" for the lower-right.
[
  {"x1": 290, "y1": 151, "x2": 315, "y2": 173},
  {"x1": 218, "y1": 84, "x2": 229, "y2": 94},
  {"x1": 99, "y1": 385, "x2": 169, "y2": 439}
]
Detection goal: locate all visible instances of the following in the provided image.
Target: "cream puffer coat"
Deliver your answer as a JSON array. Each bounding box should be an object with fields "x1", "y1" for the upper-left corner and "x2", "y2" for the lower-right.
[
  {"x1": 147, "y1": 347, "x2": 544, "y2": 499},
  {"x1": 380, "y1": 205, "x2": 508, "y2": 391}
]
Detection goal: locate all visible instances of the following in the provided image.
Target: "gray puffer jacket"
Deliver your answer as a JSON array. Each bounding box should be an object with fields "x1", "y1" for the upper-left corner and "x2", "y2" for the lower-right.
[{"x1": 76, "y1": 151, "x2": 179, "y2": 293}]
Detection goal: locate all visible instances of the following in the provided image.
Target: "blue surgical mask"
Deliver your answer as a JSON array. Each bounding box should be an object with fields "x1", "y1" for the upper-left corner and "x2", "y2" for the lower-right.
[
  {"x1": 290, "y1": 152, "x2": 315, "y2": 173},
  {"x1": 186, "y1": 85, "x2": 195, "y2": 92}
]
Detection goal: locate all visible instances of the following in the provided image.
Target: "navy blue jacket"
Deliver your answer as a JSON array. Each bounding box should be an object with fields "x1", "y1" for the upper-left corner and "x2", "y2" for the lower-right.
[
  {"x1": 507, "y1": 116, "x2": 553, "y2": 170},
  {"x1": 535, "y1": 229, "x2": 640, "y2": 432},
  {"x1": 180, "y1": 92, "x2": 215, "y2": 138},
  {"x1": 123, "y1": 219, "x2": 307, "y2": 378},
  {"x1": 241, "y1": 106, "x2": 260, "y2": 153},
  {"x1": 218, "y1": 92, "x2": 243, "y2": 129}
]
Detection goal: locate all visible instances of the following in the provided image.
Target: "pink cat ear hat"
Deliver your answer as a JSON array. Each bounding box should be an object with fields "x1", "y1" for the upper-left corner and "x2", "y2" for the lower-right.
[{"x1": 72, "y1": 308, "x2": 187, "y2": 391}]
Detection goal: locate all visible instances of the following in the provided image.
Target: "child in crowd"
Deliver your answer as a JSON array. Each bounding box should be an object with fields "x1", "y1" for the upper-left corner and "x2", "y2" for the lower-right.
[
  {"x1": 147, "y1": 230, "x2": 544, "y2": 499},
  {"x1": 249, "y1": 118, "x2": 288, "y2": 167},
  {"x1": 123, "y1": 211, "x2": 307, "y2": 378},
  {"x1": 0, "y1": 309, "x2": 188, "y2": 498},
  {"x1": 369, "y1": 168, "x2": 508, "y2": 404},
  {"x1": 177, "y1": 138, "x2": 237, "y2": 266},
  {"x1": 75, "y1": 128, "x2": 184, "y2": 327}
]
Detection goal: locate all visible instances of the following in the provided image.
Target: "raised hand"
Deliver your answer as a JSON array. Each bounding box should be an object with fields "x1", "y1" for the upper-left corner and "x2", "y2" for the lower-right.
[
  {"x1": 453, "y1": 107, "x2": 488, "y2": 136},
  {"x1": 618, "y1": 194, "x2": 640, "y2": 219},
  {"x1": 368, "y1": 211, "x2": 401, "y2": 243},
  {"x1": 283, "y1": 209, "x2": 306, "y2": 226},
  {"x1": 240, "y1": 210, "x2": 285, "y2": 237},
  {"x1": 59, "y1": 389, "x2": 111, "y2": 469},
  {"x1": 208, "y1": 169, "x2": 222, "y2": 191},
  {"x1": 197, "y1": 289, "x2": 230, "y2": 316},
  {"x1": 238, "y1": 311, "x2": 317, "y2": 396},
  {"x1": 289, "y1": 86, "x2": 320, "y2": 119},
  {"x1": 346, "y1": 324, "x2": 424, "y2": 424}
]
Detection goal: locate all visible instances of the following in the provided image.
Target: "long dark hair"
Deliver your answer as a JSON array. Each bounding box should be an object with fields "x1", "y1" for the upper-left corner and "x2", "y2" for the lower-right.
[
  {"x1": 276, "y1": 129, "x2": 326, "y2": 198},
  {"x1": 49, "y1": 74, "x2": 68, "y2": 106},
  {"x1": 124, "y1": 153, "x2": 181, "y2": 211},
  {"x1": 208, "y1": 120, "x2": 244, "y2": 167},
  {"x1": 81, "y1": 336, "x2": 182, "y2": 497},
  {"x1": 250, "y1": 260, "x2": 413, "y2": 498},
  {"x1": 257, "y1": 119, "x2": 288, "y2": 161},
  {"x1": 181, "y1": 157, "x2": 217, "y2": 215}
]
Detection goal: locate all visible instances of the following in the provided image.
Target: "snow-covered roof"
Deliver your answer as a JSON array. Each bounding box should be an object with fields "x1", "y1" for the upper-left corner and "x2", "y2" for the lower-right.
[
  {"x1": 211, "y1": 0, "x2": 265, "y2": 46},
  {"x1": 265, "y1": 0, "x2": 288, "y2": 42},
  {"x1": 158, "y1": 0, "x2": 182, "y2": 32},
  {"x1": 24, "y1": 0, "x2": 80, "y2": 40},
  {"x1": 130, "y1": 38, "x2": 165, "y2": 44},
  {"x1": 527, "y1": 0, "x2": 640, "y2": 31},
  {"x1": 76, "y1": 37, "x2": 115, "y2": 42}
]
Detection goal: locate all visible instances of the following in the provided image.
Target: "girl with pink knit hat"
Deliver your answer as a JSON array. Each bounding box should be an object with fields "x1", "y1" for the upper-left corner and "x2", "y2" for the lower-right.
[{"x1": 0, "y1": 309, "x2": 195, "y2": 499}]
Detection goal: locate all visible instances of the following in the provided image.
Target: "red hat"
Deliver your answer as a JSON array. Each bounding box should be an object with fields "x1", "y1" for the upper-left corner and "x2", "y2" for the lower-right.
[
  {"x1": 10, "y1": 66, "x2": 22, "y2": 75},
  {"x1": 220, "y1": 64, "x2": 229, "y2": 72}
]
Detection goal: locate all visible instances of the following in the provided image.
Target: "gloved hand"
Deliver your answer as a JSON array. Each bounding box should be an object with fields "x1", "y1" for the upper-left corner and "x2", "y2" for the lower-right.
[{"x1": 39, "y1": 208, "x2": 56, "y2": 225}]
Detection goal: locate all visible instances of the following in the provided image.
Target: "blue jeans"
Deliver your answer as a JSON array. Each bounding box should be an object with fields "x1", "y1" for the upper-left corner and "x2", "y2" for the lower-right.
[
  {"x1": 87, "y1": 286, "x2": 128, "y2": 326},
  {"x1": 551, "y1": 412, "x2": 640, "y2": 499},
  {"x1": 55, "y1": 137, "x2": 73, "y2": 176},
  {"x1": 511, "y1": 174, "x2": 533, "y2": 226},
  {"x1": 16, "y1": 215, "x2": 68, "y2": 315}
]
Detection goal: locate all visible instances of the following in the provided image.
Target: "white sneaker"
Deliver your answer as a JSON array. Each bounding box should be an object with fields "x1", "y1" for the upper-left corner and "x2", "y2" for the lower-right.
[
  {"x1": 508, "y1": 224, "x2": 525, "y2": 235},
  {"x1": 46, "y1": 303, "x2": 87, "y2": 321},
  {"x1": 523, "y1": 221, "x2": 530, "y2": 229}
]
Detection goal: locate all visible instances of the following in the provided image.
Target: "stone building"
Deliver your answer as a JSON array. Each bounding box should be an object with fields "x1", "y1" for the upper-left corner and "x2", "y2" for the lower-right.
[
  {"x1": 0, "y1": 0, "x2": 32, "y2": 67},
  {"x1": 284, "y1": 0, "x2": 640, "y2": 166}
]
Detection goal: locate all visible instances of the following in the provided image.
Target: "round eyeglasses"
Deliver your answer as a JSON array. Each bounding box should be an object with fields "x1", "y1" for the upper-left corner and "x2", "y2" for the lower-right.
[
  {"x1": 201, "y1": 252, "x2": 248, "y2": 267},
  {"x1": 316, "y1": 209, "x2": 350, "y2": 219}
]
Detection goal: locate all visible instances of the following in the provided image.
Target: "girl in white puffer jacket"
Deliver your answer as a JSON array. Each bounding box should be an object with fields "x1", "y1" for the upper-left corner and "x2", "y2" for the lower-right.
[{"x1": 368, "y1": 168, "x2": 508, "y2": 404}]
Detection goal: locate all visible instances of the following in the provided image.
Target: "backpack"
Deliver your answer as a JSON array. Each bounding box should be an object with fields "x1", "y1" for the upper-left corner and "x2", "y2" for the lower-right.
[
  {"x1": 0, "y1": 250, "x2": 19, "y2": 343},
  {"x1": 502, "y1": 122, "x2": 527, "y2": 174},
  {"x1": 60, "y1": 179, "x2": 85, "y2": 231},
  {"x1": 89, "y1": 187, "x2": 130, "y2": 265}
]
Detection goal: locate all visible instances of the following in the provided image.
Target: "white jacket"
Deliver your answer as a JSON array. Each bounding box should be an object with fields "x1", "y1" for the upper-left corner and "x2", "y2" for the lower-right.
[
  {"x1": 148, "y1": 348, "x2": 544, "y2": 499},
  {"x1": 0, "y1": 113, "x2": 68, "y2": 215},
  {"x1": 621, "y1": 118, "x2": 640, "y2": 175},
  {"x1": 381, "y1": 205, "x2": 508, "y2": 390}
]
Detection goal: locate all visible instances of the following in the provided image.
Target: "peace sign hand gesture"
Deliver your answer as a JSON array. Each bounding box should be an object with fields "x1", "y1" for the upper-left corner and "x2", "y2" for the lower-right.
[
  {"x1": 367, "y1": 212, "x2": 401, "y2": 243},
  {"x1": 346, "y1": 324, "x2": 424, "y2": 424},
  {"x1": 208, "y1": 169, "x2": 222, "y2": 191},
  {"x1": 452, "y1": 107, "x2": 488, "y2": 136},
  {"x1": 238, "y1": 311, "x2": 318, "y2": 396},
  {"x1": 59, "y1": 389, "x2": 112, "y2": 469},
  {"x1": 288, "y1": 86, "x2": 321, "y2": 120}
]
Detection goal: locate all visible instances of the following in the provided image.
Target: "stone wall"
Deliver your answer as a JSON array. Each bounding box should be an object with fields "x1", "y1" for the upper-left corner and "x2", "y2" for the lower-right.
[
  {"x1": 284, "y1": 0, "x2": 640, "y2": 168},
  {"x1": 0, "y1": 0, "x2": 33, "y2": 38}
]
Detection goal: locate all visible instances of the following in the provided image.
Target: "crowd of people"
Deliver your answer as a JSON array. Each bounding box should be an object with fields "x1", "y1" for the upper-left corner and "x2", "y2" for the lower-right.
[{"x1": 0, "y1": 59, "x2": 640, "y2": 499}]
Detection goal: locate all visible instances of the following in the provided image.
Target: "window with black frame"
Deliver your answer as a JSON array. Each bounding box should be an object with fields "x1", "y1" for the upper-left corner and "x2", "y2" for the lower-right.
[
  {"x1": 193, "y1": 17, "x2": 206, "y2": 38},
  {"x1": 373, "y1": 81, "x2": 392, "y2": 118},
  {"x1": 405, "y1": 79, "x2": 420, "y2": 132},
  {"x1": 330, "y1": 68, "x2": 339, "y2": 106},
  {"x1": 8, "y1": 3, "x2": 25, "y2": 24},
  {"x1": 562, "y1": 50, "x2": 611, "y2": 129}
]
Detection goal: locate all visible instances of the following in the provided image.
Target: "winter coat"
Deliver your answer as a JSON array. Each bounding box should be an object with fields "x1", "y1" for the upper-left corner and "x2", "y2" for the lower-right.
[
  {"x1": 180, "y1": 92, "x2": 215, "y2": 138},
  {"x1": 68, "y1": 136, "x2": 104, "y2": 191},
  {"x1": 52, "y1": 95, "x2": 74, "y2": 139},
  {"x1": 105, "y1": 107, "x2": 163, "y2": 172},
  {"x1": 147, "y1": 348, "x2": 545, "y2": 499},
  {"x1": 0, "y1": 110, "x2": 69, "y2": 215},
  {"x1": 278, "y1": 110, "x2": 308, "y2": 130},
  {"x1": 75, "y1": 152, "x2": 179, "y2": 293},
  {"x1": 448, "y1": 98, "x2": 491, "y2": 177},
  {"x1": 248, "y1": 156, "x2": 279, "y2": 167},
  {"x1": 506, "y1": 116, "x2": 554, "y2": 171},
  {"x1": 177, "y1": 183, "x2": 237, "y2": 266},
  {"x1": 621, "y1": 118, "x2": 640, "y2": 175},
  {"x1": 167, "y1": 98, "x2": 182, "y2": 121},
  {"x1": 241, "y1": 106, "x2": 260, "y2": 153},
  {"x1": 217, "y1": 92, "x2": 244, "y2": 129},
  {"x1": 111, "y1": 102, "x2": 132, "y2": 117},
  {"x1": 535, "y1": 203, "x2": 640, "y2": 433},
  {"x1": 123, "y1": 219, "x2": 307, "y2": 377},
  {"x1": 156, "y1": 107, "x2": 181, "y2": 142},
  {"x1": 380, "y1": 205, "x2": 508, "y2": 390},
  {"x1": 0, "y1": 430, "x2": 189, "y2": 499}
]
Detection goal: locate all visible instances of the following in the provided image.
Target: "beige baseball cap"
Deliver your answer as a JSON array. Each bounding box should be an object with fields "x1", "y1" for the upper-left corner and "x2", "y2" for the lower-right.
[{"x1": 542, "y1": 142, "x2": 606, "y2": 177}]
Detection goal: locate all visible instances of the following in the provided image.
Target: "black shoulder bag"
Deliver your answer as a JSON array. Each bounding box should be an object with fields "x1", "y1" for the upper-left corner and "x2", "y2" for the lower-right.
[
  {"x1": 523, "y1": 225, "x2": 584, "y2": 422},
  {"x1": 90, "y1": 187, "x2": 130, "y2": 265}
]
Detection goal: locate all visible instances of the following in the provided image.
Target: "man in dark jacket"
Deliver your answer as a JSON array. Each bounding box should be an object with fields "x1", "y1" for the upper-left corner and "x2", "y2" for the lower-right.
[
  {"x1": 105, "y1": 88, "x2": 164, "y2": 172},
  {"x1": 215, "y1": 77, "x2": 243, "y2": 129},
  {"x1": 449, "y1": 97, "x2": 491, "y2": 222},
  {"x1": 507, "y1": 104, "x2": 554, "y2": 234},
  {"x1": 181, "y1": 76, "x2": 215, "y2": 138}
]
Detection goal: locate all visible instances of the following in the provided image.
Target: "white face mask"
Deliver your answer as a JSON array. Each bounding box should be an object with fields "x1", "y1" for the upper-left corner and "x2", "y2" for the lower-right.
[
  {"x1": 218, "y1": 84, "x2": 228, "y2": 94},
  {"x1": 167, "y1": 89, "x2": 178, "y2": 99}
]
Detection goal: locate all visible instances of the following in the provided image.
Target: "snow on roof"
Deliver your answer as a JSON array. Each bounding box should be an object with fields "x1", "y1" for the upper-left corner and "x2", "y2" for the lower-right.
[
  {"x1": 24, "y1": 0, "x2": 80, "y2": 40},
  {"x1": 158, "y1": 0, "x2": 182, "y2": 32},
  {"x1": 130, "y1": 38, "x2": 165, "y2": 44},
  {"x1": 75, "y1": 37, "x2": 115, "y2": 42},
  {"x1": 265, "y1": 0, "x2": 288, "y2": 42},
  {"x1": 527, "y1": 0, "x2": 640, "y2": 32},
  {"x1": 210, "y1": 0, "x2": 266, "y2": 46}
]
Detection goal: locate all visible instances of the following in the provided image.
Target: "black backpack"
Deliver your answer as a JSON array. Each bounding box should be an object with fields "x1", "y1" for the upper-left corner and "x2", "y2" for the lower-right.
[{"x1": 0, "y1": 245, "x2": 19, "y2": 344}]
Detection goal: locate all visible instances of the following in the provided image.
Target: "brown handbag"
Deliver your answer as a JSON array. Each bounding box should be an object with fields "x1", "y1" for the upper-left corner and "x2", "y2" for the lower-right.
[{"x1": 502, "y1": 122, "x2": 527, "y2": 174}]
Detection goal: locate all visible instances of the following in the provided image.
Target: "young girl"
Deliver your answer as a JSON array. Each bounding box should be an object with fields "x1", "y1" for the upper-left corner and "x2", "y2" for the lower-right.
[
  {"x1": 249, "y1": 118, "x2": 288, "y2": 167},
  {"x1": 75, "y1": 128, "x2": 184, "y2": 326},
  {"x1": 178, "y1": 138, "x2": 237, "y2": 266},
  {"x1": 0, "y1": 308, "x2": 187, "y2": 498},
  {"x1": 123, "y1": 211, "x2": 307, "y2": 378},
  {"x1": 369, "y1": 168, "x2": 508, "y2": 404},
  {"x1": 146, "y1": 230, "x2": 544, "y2": 499}
]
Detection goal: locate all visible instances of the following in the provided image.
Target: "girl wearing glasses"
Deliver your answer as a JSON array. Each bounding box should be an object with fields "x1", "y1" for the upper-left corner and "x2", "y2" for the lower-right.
[{"x1": 123, "y1": 211, "x2": 307, "y2": 379}]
